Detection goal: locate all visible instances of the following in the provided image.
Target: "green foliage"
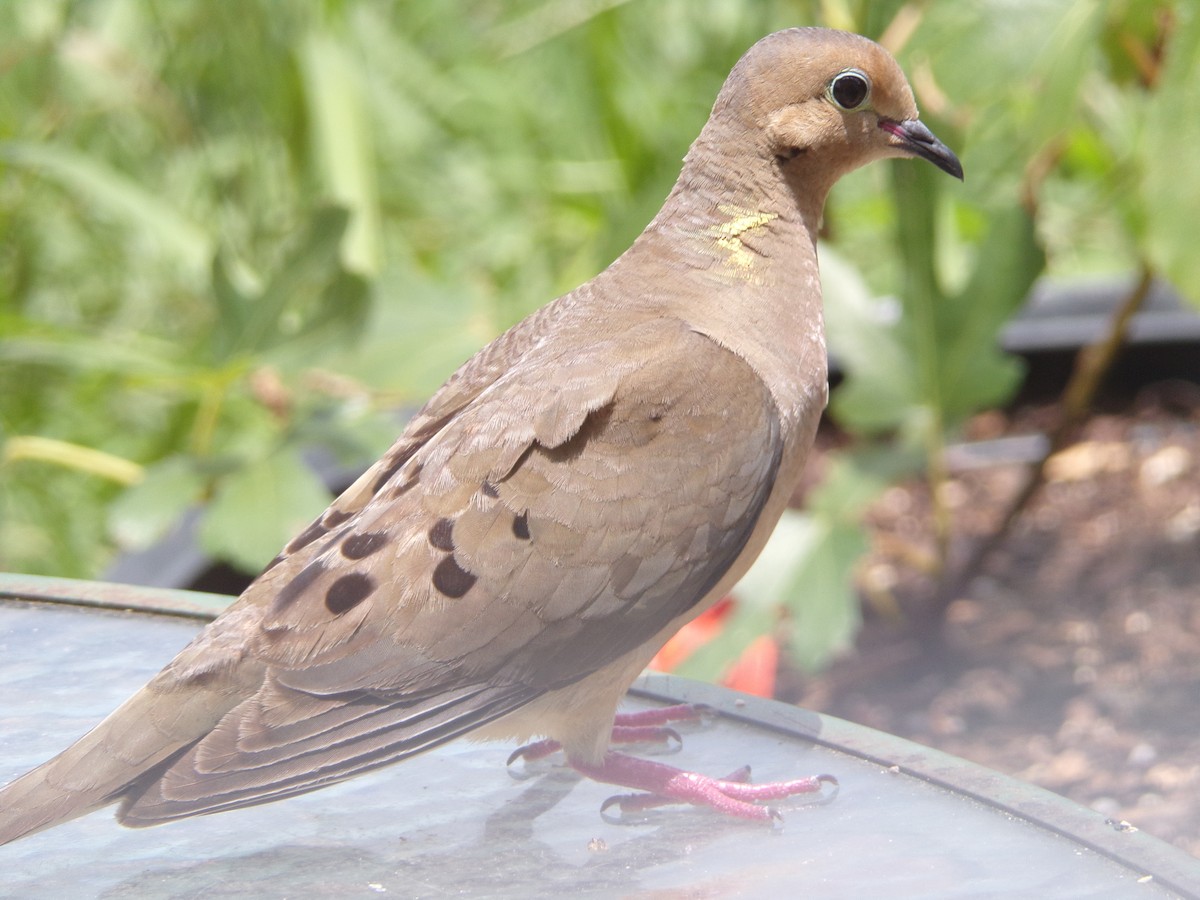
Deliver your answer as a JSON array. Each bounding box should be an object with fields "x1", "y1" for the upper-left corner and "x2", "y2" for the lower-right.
[
  {"x1": 0, "y1": 0, "x2": 837, "y2": 578},
  {"x1": 109, "y1": 457, "x2": 205, "y2": 551},
  {"x1": 199, "y1": 449, "x2": 332, "y2": 573},
  {"x1": 678, "y1": 451, "x2": 901, "y2": 678},
  {"x1": 0, "y1": 1, "x2": 1194, "y2": 679},
  {"x1": 209, "y1": 206, "x2": 369, "y2": 366},
  {"x1": 1141, "y1": 3, "x2": 1200, "y2": 298},
  {"x1": 675, "y1": 0, "x2": 1196, "y2": 679},
  {"x1": 830, "y1": 179, "x2": 1044, "y2": 437}
]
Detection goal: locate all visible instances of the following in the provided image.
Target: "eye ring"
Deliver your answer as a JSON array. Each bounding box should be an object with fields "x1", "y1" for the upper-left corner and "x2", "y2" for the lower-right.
[{"x1": 828, "y1": 69, "x2": 871, "y2": 110}]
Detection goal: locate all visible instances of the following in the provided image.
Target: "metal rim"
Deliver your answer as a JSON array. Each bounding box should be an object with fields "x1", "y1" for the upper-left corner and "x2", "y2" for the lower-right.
[
  {"x1": 3, "y1": 573, "x2": 1197, "y2": 896},
  {"x1": 632, "y1": 675, "x2": 1200, "y2": 897}
]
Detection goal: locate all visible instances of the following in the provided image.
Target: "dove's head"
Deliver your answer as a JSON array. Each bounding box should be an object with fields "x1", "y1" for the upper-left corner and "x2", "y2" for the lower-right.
[{"x1": 710, "y1": 27, "x2": 962, "y2": 185}]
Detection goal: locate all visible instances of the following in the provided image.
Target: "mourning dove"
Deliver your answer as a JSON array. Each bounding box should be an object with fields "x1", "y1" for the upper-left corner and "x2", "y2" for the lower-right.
[{"x1": 0, "y1": 26, "x2": 961, "y2": 843}]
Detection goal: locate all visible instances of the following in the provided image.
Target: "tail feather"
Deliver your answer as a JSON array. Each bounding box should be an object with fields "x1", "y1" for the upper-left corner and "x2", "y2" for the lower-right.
[
  {"x1": 1, "y1": 672, "x2": 534, "y2": 841},
  {"x1": 117, "y1": 682, "x2": 530, "y2": 826},
  {"x1": 0, "y1": 685, "x2": 233, "y2": 845},
  {"x1": 0, "y1": 761, "x2": 117, "y2": 845}
]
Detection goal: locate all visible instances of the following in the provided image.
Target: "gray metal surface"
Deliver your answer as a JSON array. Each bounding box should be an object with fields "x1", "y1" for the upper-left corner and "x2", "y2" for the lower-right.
[{"x1": 1, "y1": 582, "x2": 1198, "y2": 898}]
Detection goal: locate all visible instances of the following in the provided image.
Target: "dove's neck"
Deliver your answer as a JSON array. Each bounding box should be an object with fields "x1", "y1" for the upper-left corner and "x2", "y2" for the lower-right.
[
  {"x1": 624, "y1": 122, "x2": 832, "y2": 300},
  {"x1": 596, "y1": 128, "x2": 833, "y2": 436},
  {"x1": 663, "y1": 129, "x2": 831, "y2": 239}
]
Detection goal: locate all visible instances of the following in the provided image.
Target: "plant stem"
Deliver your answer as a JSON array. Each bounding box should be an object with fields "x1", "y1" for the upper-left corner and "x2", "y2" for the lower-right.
[
  {"x1": 3, "y1": 436, "x2": 144, "y2": 485},
  {"x1": 922, "y1": 403, "x2": 952, "y2": 578}
]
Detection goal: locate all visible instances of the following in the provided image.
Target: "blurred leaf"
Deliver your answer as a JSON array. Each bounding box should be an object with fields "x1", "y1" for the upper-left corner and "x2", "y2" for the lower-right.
[
  {"x1": 774, "y1": 452, "x2": 892, "y2": 671},
  {"x1": 1024, "y1": 1, "x2": 1106, "y2": 155},
  {"x1": 705, "y1": 508, "x2": 863, "y2": 676},
  {"x1": 0, "y1": 142, "x2": 212, "y2": 273},
  {"x1": 831, "y1": 174, "x2": 1040, "y2": 434},
  {"x1": 300, "y1": 30, "x2": 382, "y2": 275},
  {"x1": 778, "y1": 515, "x2": 868, "y2": 671},
  {"x1": 824, "y1": 244, "x2": 918, "y2": 433},
  {"x1": 211, "y1": 206, "x2": 368, "y2": 364},
  {"x1": 329, "y1": 263, "x2": 485, "y2": 401},
  {"x1": 210, "y1": 251, "x2": 252, "y2": 362},
  {"x1": 198, "y1": 449, "x2": 331, "y2": 572},
  {"x1": 678, "y1": 453, "x2": 888, "y2": 679},
  {"x1": 673, "y1": 595, "x2": 775, "y2": 683},
  {"x1": 938, "y1": 205, "x2": 1042, "y2": 417},
  {"x1": 245, "y1": 205, "x2": 351, "y2": 350},
  {"x1": 109, "y1": 458, "x2": 206, "y2": 551},
  {"x1": 901, "y1": 0, "x2": 1104, "y2": 204},
  {"x1": 891, "y1": 162, "x2": 946, "y2": 436},
  {"x1": 300, "y1": 268, "x2": 371, "y2": 348},
  {"x1": 0, "y1": 330, "x2": 184, "y2": 379},
  {"x1": 1140, "y1": 2, "x2": 1200, "y2": 302}
]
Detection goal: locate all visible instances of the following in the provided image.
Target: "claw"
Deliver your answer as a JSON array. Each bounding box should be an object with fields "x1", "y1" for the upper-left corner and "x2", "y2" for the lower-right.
[
  {"x1": 814, "y1": 773, "x2": 840, "y2": 804},
  {"x1": 506, "y1": 710, "x2": 839, "y2": 822},
  {"x1": 572, "y1": 752, "x2": 806, "y2": 822},
  {"x1": 599, "y1": 790, "x2": 671, "y2": 824},
  {"x1": 722, "y1": 765, "x2": 752, "y2": 783},
  {"x1": 506, "y1": 738, "x2": 563, "y2": 779}
]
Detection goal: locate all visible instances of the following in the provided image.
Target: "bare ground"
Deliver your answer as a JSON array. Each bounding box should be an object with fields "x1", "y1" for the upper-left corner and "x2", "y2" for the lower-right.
[{"x1": 783, "y1": 383, "x2": 1200, "y2": 858}]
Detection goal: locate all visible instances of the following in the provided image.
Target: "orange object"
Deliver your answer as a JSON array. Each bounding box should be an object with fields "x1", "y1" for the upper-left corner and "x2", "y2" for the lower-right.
[
  {"x1": 721, "y1": 634, "x2": 778, "y2": 698},
  {"x1": 649, "y1": 595, "x2": 778, "y2": 698},
  {"x1": 649, "y1": 596, "x2": 734, "y2": 671}
]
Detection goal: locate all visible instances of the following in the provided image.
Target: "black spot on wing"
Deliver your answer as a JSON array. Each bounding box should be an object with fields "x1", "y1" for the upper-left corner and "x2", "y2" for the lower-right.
[
  {"x1": 341, "y1": 531, "x2": 388, "y2": 560},
  {"x1": 512, "y1": 512, "x2": 530, "y2": 540},
  {"x1": 325, "y1": 572, "x2": 376, "y2": 615},
  {"x1": 432, "y1": 555, "x2": 477, "y2": 599},
  {"x1": 286, "y1": 519, "x2": 327, "y2": 554},
  {"x1": 369, "y1": 412, "x2": 453, "y2": 498},
  {"x1": 273, "y1": 560, "x2": 327, "y2": 613},
  {"x1": 324, "y1": 508, "x2": 354, "y2": 528},
  {"x1": 371, "y1": 454, "x2": 409, "y2": 497},
  {"x1": 388, "y1": 464, "x2": 421, "y2": 500},
  {"x1": 428, "y1": 518, "x2": 455, "y2": 552},
  {"x1": 481, "y1": 481, "x2": 499, "y2": 499}
]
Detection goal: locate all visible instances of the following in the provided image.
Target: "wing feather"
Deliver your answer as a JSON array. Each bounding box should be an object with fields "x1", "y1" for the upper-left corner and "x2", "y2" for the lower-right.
[{"x1": 119, "y1": 319, "x2": 784, "y2": 824}]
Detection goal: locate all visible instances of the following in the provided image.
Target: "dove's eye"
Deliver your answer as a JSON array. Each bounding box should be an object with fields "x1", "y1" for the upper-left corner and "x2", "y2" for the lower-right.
[{"x1": 828, "y1": 69, "x2": 870, "y2": 110}]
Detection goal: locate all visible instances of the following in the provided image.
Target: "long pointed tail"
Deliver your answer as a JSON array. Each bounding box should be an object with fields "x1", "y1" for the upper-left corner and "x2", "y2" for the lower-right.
[
  {"x1": 0, "y1": 685, "x2": 226, "y2": 845},
  {"x1": 0, "y1": 756, "x2": 126, "y2": 845}
]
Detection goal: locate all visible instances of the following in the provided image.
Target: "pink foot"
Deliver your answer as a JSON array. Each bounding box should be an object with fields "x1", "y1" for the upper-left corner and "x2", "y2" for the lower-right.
[
  {"x1": 571, "y1": 752, "x2": 836, "y2": 822},
  {"x1": 505, "y1": 704, "x2": 836, "y2": 822},
  {"x1": 597, "y1": 765, "x2": 752, "y2": 817}
]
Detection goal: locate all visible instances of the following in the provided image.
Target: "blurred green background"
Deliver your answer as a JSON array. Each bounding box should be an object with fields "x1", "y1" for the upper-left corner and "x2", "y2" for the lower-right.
[{"x1": 1, "y1": 0, "x2": 1195, "y2": 676}]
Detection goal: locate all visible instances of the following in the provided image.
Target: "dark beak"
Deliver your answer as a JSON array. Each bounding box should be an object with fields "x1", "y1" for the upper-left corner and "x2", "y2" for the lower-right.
[{"x1": 881, "y1": 118, "x2": 964, "y2": 180}]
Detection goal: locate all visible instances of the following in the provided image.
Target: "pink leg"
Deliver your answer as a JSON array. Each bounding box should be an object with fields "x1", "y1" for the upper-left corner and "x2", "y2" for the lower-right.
[
  {"x1": 611, "y1": 703, "x2": 713, "y2": 728},
  {"x1": 508, "y1": 704, "x2": 711, "y2": 766},
  {"x1": 571, "y1": 751, "x2": 836, "y2": 822}
]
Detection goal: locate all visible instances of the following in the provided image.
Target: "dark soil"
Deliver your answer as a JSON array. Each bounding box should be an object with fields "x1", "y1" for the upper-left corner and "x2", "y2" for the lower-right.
[{"x1": 784, "y1": 382, "x2": 1200, "y2": 858}]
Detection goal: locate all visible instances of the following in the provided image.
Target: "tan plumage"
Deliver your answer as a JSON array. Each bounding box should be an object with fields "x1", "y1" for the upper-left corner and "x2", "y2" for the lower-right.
[{"x1": 0, "y1": 27, "x2": 960, "y2": 842}]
